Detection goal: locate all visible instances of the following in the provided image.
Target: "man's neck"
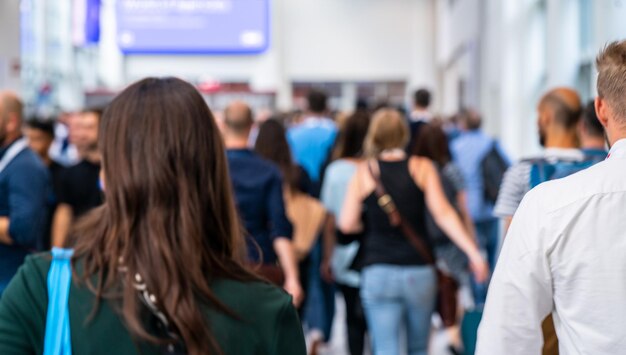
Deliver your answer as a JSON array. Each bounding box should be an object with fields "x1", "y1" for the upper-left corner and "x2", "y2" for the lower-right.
[
  {"x1": 224, "y1": 136, "x2": 249, "y2": 150},
  {"x1": 580, "y1": 137, "x2": 606, "y2": 151},
  {"x1": 1, "y1": 133, "x2": 20, "y2": 149},
  {"x1": 544, "y1": 135, "x2": 579, "y2": 150}
]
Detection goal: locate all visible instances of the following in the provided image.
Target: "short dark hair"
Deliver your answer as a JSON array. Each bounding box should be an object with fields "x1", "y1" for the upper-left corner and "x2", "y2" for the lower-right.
[
  {"x1": 307, "y1": 89, "x2": 327, "y2": 114},
  {"x1": 458, "y1": 109, "x2": 482, "y2": 130},
  {"x1": 224, "y1": 101, "x2": 254, "y2": 135},
  {"x1": 413, "y1": 89, "x2": 431, "y2": 108},
  {"x1": 83, "y1": 106, "x2": 105, "y2": 121},
  {"x1": 581, "y1": 99, "x2": 604, "y2": 138},
  {"x1": 26, "y1": 118, "x2": 55, "y2": 138},
  {"x1": 541, "y1": 91, "x2": 582, "y2": 130}
]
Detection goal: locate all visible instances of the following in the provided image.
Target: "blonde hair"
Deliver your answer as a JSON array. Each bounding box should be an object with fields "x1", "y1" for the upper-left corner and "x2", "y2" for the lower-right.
[
  {"x1": 364, "y1": 109, "x2": 409, "y2": 157},
  {"x1": 596, "y1": 41, "x2": 626, "y2": 123}
]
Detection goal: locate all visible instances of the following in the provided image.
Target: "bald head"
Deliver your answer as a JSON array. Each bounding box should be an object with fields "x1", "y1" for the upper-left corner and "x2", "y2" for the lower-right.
[
  {"x1": 539, "y1": 88, "x2": 582, "y2": 130},
  {"x1": 223, "y1": 101, "x2": 254, "y2": 137},
  {"x1": 0, "y1": 91, "x2": 24, "y2": 146}
]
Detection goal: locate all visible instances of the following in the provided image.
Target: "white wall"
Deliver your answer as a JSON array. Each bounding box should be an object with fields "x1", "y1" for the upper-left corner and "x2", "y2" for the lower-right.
[
  {"x1": 439, "y1": 0, "x2": 626, "y2": 160},
  {"x1": 0, "y1": 0, "x2": 21, "y2": 92}
]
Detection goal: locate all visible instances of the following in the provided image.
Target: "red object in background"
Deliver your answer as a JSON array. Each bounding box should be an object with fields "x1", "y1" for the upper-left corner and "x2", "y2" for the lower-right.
[{"x1": 197, "y1": 80, "x2": 222, "y2": 93}]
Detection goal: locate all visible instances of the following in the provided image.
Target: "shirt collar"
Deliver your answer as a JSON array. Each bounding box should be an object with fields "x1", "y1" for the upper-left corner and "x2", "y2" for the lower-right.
[
  {"x1": 0, "y1": 137, "x2": 21, "y2": 160},
  {"x1": 607, "y1": 138, "x2": 626, "y2": 159},
  {"x1": 542, "y1": 147, "x2": 585, "y2": 161},
  {"x1": 410, "y1": 110, "x2": 432, "y2": 123}
]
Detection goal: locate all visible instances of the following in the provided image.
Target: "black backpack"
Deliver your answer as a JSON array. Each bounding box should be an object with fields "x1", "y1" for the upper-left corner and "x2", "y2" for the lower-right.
[{"x1": 480, "y1": 141, "x2": 509, "y2": 204}]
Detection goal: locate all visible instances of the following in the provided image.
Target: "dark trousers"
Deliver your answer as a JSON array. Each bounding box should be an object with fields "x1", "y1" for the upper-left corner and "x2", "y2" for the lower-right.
[{"x1": 338, "y1": 284, "x2": 367, "y2": 355}]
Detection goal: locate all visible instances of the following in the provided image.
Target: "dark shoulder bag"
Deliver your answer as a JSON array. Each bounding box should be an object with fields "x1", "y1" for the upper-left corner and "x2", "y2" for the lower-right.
[{"x1": 368, "y1": 162, "x2": 458, "y2": 327}]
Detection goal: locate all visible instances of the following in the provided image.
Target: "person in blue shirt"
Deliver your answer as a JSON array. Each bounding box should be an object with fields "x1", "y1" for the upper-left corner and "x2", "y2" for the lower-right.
[
  {"x1": 0, "y1": 92, "x2": 50, "y2": 296},
  {"x1": 451, "y1": 109, "x2": 508, "y2": 304},
  {"x1": 287, "y1": 89, "x2": 338, "y2": 197},
  {"x1": 222, "y1": 100, "x2": 303, "y2": 308}
]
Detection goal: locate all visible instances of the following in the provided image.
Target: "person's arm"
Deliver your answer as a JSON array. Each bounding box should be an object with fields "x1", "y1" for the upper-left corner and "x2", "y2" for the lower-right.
[
  {"x1": 51, "y1": 204, "x2": 73, "y2": 248},
  {"x1": 493, "y1": 164, "x2": 529, "y2": 237},
  {"x1": 456, "y1": 191, "x2": 477, "y2": 241},
  {"x1": 338, "y1": 168, "x2": 365, "y2": 234},
  {"x1": 476, "y1": 189, "x2": 553, "y2": 354},
  {"x1": 413, "y1": 158, "x2": 488, "y2": 282},
  {"x1": 320, "y1": 214, "x2": 336, "y2": 283},
  {"x1": 3, "y1": 164, "x2": 49, "y2": 249},
  {"x1": 273, "y1": 238, "x2": 304, "y2": 307},
  {"x1": 0, "y1": 217, "x2": 11, "y2": 245},
  {"x1": 266, "y1": 172, "x2": 303, "y2": 307}
]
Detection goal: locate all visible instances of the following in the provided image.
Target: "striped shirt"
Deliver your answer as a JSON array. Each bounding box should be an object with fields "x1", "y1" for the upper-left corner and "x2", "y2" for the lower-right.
[{"x1": 493, "y1": 148, "x2": 585, "y2": 218}]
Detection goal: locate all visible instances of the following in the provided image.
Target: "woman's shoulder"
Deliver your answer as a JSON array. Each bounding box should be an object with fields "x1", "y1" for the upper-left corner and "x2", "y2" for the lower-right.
[
  {"x1": 209, "y1": 279, "x2": 305, "y2": 353},
  {"x1": 212, "y1": 279, "x2": 293, "y2": 313},
  {"x1": 3, "y1": 252, "x2": 52, "y2": 295}
]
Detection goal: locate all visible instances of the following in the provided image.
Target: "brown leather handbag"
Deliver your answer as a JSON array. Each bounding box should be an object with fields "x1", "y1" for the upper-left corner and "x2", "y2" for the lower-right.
[{"x1": 368, "y1": 162, "x2": 459, "y2": 327}]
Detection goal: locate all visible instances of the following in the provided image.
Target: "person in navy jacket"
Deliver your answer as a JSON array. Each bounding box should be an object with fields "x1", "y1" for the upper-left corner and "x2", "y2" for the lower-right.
[{"x1": 0, "y1": 92, "x2": 50, "y2": 296}]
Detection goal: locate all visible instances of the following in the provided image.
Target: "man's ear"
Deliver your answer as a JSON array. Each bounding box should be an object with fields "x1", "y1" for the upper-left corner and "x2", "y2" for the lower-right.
[{"x1": 595, "y1": 97, "x2": 609, "y2": 129}]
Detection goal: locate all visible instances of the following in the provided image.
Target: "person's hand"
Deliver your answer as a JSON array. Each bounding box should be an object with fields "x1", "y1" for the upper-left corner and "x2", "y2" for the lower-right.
[
  {"x1": 284, "y1": 278, "x2": 304, "y2": 308},
  {"x1": 320, "y1": 259, "x2": 334, "y2": 283},
  {"x1": 469, "y1": 254, "x2": 489, "y2": 284}
]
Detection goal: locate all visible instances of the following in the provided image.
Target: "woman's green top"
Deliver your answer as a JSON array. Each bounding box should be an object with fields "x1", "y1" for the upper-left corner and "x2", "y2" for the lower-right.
[{"x1": 0, "y1": 254, "x2": 306, "y2": 354}]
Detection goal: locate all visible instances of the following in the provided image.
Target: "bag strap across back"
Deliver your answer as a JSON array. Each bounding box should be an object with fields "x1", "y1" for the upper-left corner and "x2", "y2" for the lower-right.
[
  {"x1": 367, "y1": 161, "x2": 435, "y2": 265},
  {"x1": 44, "y1": 247, "x2": 74, "y2": 355}
]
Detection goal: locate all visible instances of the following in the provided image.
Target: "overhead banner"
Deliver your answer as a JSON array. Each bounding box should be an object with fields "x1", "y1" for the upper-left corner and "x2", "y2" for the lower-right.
[
  {"x1": 116, "y1": 0, "x2": 270, "y2": 54},
  {"x1": 73, "y1": 0, "x2": 101, "y2": 46}
]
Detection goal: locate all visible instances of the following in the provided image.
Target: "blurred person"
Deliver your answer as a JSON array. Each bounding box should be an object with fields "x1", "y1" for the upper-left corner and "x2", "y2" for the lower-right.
[
  {"x1": 51, "y1": 108, "x2": 104, "y2": 247},
  {"x1": 477, "y1": 40, "x2": 626, "y2": 355},
  {"x1": 24, "y1": 119, "x2": 66, "y2": 249},
  {"x1": 254, "y1": 118, "x2": 322, "y2": 319},
  {"x1": 450, "y1": 109, "x2": 509, "y2": 304},
  {"x1": 287, "y1": 89, "x2": 338, "y2": 196},
  {"x1": 493, "y1": 87, "x2": 583, "y2": 354},
  {"x1": 578, "y1": 99, "x2": 608, "y2": 161},
  {"x1": 48, "y1": 111, "x2": 79, "y2": 166},
  {"x1": 0, "y1": 92, "x2": 50, "y2": 296},
  {"x1": 339, "y1": 109, "x2": 488, "y2": 355},
  {"x1": 413, "y1": 123, "x2": 476, "y2": 354},
  {"x1": 319, "y1": 111, "x2": 371, "y2": 355},
  {"x1": 287, "y1": 89, "x2": 338, "y2": 349},
  {"x1": 0, "y1": 77, "x2": 306, "y2": 354},
  {"x1": 407, "y1": 88, "x2": 433, "y2": 153},
  {"x1": 223, "y1": 101, "x2": 303, "y2": 307}
]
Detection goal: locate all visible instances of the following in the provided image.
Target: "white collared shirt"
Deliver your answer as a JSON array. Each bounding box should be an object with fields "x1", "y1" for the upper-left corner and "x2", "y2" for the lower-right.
[{"x1": 477, "y1": 138, "x2": 626, "y2": 354}]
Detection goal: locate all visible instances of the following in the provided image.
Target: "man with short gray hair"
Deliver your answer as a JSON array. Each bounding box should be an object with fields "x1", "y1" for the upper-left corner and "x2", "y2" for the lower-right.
[{"x1": 477, "y1": 40, "x2": 626, "y2": 353}]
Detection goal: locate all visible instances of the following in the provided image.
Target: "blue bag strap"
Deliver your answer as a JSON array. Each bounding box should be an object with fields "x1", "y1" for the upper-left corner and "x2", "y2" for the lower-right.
[{"x1": 44, "y1": 247, "x2": 74, "y2": 355}]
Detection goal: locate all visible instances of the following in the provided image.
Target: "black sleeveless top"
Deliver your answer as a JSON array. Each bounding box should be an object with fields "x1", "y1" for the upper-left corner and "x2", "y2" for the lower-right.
[{"x1": 361, "y1": 160, "x2": 432, "y2": 267}]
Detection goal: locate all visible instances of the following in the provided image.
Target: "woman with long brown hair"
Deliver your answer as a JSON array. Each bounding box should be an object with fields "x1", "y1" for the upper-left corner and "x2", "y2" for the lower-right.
[{"x1": 0, "y1": 77, "x2": 306, "y2": 354}]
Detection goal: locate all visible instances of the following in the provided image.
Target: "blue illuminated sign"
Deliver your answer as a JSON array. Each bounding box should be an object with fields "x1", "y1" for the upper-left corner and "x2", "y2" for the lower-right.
[{"x1": 116, "y1": 0, "x2": 269, "y2": 54}]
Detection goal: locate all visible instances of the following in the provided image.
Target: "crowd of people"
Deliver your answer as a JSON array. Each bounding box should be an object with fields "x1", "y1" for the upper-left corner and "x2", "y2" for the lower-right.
[{"x1": 0, "y1": 40, "x2": 625, "y2": 355}]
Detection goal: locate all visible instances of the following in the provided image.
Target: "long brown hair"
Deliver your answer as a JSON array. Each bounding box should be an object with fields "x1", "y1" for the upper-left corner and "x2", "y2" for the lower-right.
[
  {"x1": 412, "y1": 123, "x2": 452, "y2": 166},
  {"x1": 254, "y1": 118, "x2": 301, "y2": 192},
  {"x1": 71, "y1": 77, "x2": 258, "y2": 354},
  {"x1": 331, "y1": 111, "x2": 371, "y2": 161}
]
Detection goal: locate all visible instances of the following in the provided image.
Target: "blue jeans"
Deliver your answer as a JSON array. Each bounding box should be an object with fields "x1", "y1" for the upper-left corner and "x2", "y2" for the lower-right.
[{"x1": 361, "y1": 265, "x2": 437, "y2": 355}]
